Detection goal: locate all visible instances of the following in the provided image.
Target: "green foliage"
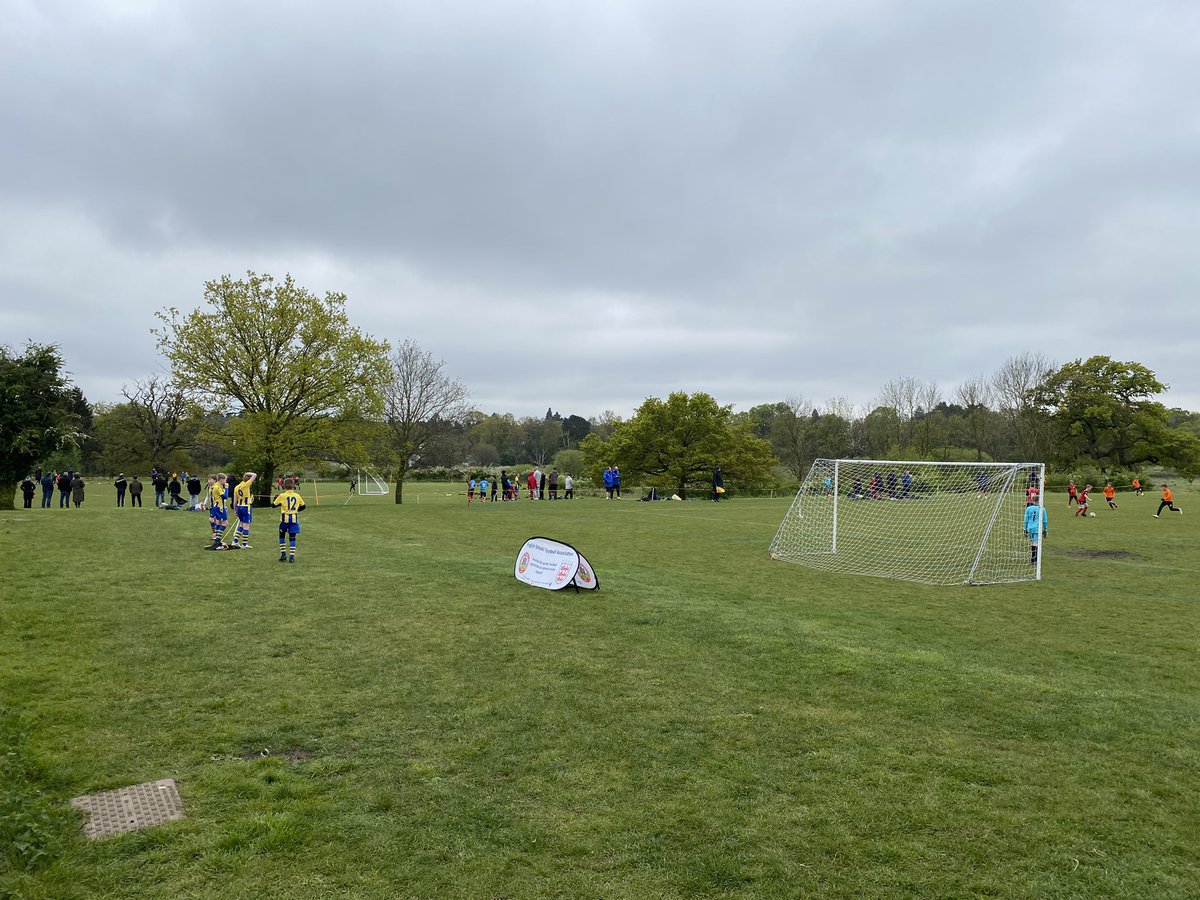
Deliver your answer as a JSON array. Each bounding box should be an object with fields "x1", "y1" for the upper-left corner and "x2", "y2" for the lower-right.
[
  {"x1": 581, "y1": 391, "x2": 777, "y2": 498},
  {"x1": 0, "y1": 343, "x2": 80, "y2": 509},
  {"x1": 0, "y1": 709, "x2": 72, "y2": 876},
  {"x1": 1035, "y1": 356, "x2": 1200, "y2": 476},
  {"x1": 551, "y1": 448, "x2": 583, "y2": 476},
  {"x1": 154, "y1": 272, "x2": 391, "y2": 502}
]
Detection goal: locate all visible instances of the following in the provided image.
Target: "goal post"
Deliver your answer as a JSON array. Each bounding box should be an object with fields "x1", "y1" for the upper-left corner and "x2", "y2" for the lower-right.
[
  {"x1": 769, "y1": 459, "x2": 1045, "y2": 586},
  {"x1": 357, "y1": 471, "x2": 389, "y2": 496}
]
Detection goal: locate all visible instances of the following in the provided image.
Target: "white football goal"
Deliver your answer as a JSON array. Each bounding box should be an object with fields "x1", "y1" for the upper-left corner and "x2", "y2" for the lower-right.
[
  {"x1": 769, "y1": 459, "x2": 1045, "y2": 586},
  {"x1": 357, "y1": 471, "x2": 389, "y2": 495}
]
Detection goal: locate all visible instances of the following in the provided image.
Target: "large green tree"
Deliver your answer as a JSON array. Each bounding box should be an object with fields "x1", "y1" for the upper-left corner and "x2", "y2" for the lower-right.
[
  {"x1": 0, "y1": 343, "x2": 80, "y2": 510},
  {"x1": 1034, "y1": 355, "x2": 1200, "y2": 476},
  {"x1": 580, "y1": 391, "x2": 776, "y2": 498},
  {"x1": 155, "y1": 272, "x2": 390, "y2": 503}
]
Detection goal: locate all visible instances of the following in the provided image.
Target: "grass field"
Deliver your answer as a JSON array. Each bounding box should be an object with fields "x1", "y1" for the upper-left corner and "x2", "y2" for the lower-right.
[{"x1": 2, "y1": 482, "x2": 1197, "y2": 898}]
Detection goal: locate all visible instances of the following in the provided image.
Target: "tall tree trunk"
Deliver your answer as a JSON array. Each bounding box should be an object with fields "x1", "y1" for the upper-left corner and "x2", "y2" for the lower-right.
[{"x1": 254, "y1": 463, "x2": 276, "y2": 507}]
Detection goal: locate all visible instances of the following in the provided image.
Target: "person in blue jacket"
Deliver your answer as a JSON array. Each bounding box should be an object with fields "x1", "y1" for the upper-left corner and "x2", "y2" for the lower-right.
[
  {"x1": 612, "y1": 466, "x2": 622, "y2": 499},
  {"x1": 1023, "y1": 500, "x2": 1048, "y2": 566},
  {"x1": 603, "y1": 466, "x2": 615, "y2": 500}
]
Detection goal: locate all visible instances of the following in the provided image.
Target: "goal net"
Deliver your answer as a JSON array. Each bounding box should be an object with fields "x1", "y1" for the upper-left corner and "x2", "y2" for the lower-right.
[
  {"x1": 769, "y1": 459, "x2": 1045, "y2": 586},
  {"x1": 357, "y1": 471, "x2": 389, "y2": 495}
]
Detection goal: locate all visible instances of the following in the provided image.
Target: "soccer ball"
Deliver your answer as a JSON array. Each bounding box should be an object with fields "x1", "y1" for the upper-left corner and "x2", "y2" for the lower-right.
[{"x1": 1089, "y1": 512, "x2": 1096, "y2": 517}]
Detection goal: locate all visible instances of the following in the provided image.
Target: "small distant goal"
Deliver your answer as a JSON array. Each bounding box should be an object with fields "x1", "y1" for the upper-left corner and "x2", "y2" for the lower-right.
[{"x1": 357, "y1": 471, "x2": 389, "y2": 495}]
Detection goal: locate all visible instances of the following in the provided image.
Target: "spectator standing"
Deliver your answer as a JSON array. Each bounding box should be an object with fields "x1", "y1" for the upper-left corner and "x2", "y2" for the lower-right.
[
  {"x1": 613, "y1": 466, "x2": 622, "y2": 499},
  {"x1": 153, "y1": 472, "x2": 168, "y2": 507},
  {"x1": 168, "y1": 473, "x2": 184, "y2": 508},
  {"x1": 21, "y1": 476, "x2": 36, "y2": 508},
  {"x1": 58, "y1": 471, "x2": 72, "y2": 507},
  {"x1": 129, "y1": 475, "x2": 143, "y2": 507},
  {"x1": 712, "y1": 466, "x2": 724, "y2": 502},
  {"x1": 549, "y1": 469, "x2": 559, "y2": 500},
  {"x1": 114, "y1": 473, "x2": 128, "y2": 507},
  {"x1": 603, "y1": 466, "x2": 615, "y2": 500},
  {"x1": 71, "y1": 474, "x2": 85, "y2": 507},
  {"x1": 534, "y1": 467, "x2": 544, "y2": 500},
  {"x1": 527, "y1": 470, "x2": 537, "y2": 500},
  {"x1": 40, "y1": 472, "x2": 54, "y2": 508},
  {"x1": 187, "y1": 474, "x2": 202, "y2": 509},
  {"x1": 563, "y1": 474, "x2": 574, "y2": 499}
]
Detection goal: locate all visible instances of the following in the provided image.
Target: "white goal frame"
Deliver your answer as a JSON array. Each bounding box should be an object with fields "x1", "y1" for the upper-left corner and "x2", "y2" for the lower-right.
[
  {"x1": 357, "y1": 471, "x2": 389, "y2": 496},
  {"x1": 769, "y1": 459, "x2": 1045, "y2": 586}
]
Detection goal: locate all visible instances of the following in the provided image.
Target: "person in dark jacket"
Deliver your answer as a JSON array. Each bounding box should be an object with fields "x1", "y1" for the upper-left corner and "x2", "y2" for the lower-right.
[
  {"x1": 187, "y1": 475, "x2": 202, "y2": 509},
  {"x1": 41, "y1": 472, "x2": 54, "y2": 508},
  {"x1": 153, "y1": 473, "x2": 168, "y2": 507},
  {"x1": 71, "y1": 474, "x2": 85, "y2": 507},
  {"x1": 168, "y1": 474, "x2": 184, "y2": 508},
  {"x1": 712, "y1": 466, "x2": 724, "y2": 502},
  {"x1": 21, "y1": 476, "x2": 36, "y2": 508},
  {"x1": 58, "y1": 471, "x2": 72, "y2": 507},
  {"x1": 129, "y1": 475, "x2": 143, "y2": 507},
  {"x1": 114, "y1": 473, "x2": 128, "y2": 507}
]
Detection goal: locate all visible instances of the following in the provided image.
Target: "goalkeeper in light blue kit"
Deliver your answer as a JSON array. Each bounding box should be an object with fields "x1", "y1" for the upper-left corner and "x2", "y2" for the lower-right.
[{"x1": 1024, "y1": 500, "x2": 1048, "y2": 566}]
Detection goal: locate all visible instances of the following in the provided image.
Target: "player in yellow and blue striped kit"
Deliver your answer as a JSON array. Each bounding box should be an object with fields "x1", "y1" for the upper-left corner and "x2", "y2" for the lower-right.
[{"x1": 272, "y1": 478, "x2": 306, "y2": 563}]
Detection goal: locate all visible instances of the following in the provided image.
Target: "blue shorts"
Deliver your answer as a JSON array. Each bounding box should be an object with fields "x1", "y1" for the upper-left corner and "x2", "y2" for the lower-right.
[
  {"x1": 237, "y1": 506, "x2": 252, "y2": 524},
  {"x1": 212, "y1": 508, "x2": 227, "y2": 522},
  {"x1": 279, "y1": 522, "x2": 301, "y2": 535}
]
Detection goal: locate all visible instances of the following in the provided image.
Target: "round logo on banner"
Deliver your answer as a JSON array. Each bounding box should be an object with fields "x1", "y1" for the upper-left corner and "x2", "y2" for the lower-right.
[
  {"x1": 518, "y1": 552, "x2": 531, "y2": 574},
  {"x1": 556, "y1": 563, "x2": 571, "y2": 584},
  {"x1": 577, "y1": 562, "x2": 593, "y2": 585}
]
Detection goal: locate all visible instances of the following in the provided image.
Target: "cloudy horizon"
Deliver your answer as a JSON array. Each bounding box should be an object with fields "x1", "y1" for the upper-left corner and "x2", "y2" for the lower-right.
[{"x1": 3, "y1": 0, "x2": 1197, "y2": 421}]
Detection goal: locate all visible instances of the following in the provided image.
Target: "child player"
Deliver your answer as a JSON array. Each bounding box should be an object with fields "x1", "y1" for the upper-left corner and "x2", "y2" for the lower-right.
[
  {"x1": 273, "y1": 477, "x2": 307, "y2": 562},
  {"x1": 1103, "y1": 482, "x2": 1117, "y2": 510},
  {"x1": 1024, "y1": 499, "x2": 1048, "y2": 566},
  {"x1": 1154, "y1": 484, "x2": 1183, "y2": 518},
  {"x1": 1067, "y1": 480, "x2": 1078, "y2": 507},
  {"x1": 230, "y1": 471, "x2": 257, "y2": 549},
  {"x1": 207, "y1": 474, "x2": 230, "y2": 549},
  {"x1": 1074, "y1": 484, "x2": 1092, "y2": 517}
]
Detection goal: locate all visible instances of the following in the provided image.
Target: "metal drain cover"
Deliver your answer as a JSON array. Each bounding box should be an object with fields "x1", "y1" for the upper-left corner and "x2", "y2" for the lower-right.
[{"x1": 70, "y1": 778, "x2": 185, "y2": 839}]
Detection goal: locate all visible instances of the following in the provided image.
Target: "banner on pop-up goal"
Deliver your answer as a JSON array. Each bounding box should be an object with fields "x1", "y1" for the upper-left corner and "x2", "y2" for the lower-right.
[{"x1": 514, "y1": 536, "x2": 600, "y2": 592}]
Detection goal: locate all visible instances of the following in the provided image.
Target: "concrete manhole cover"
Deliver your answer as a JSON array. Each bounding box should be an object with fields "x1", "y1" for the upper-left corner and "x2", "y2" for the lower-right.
[{"x1": 70, "y1": 778, "x2": 185, "y2": 839}]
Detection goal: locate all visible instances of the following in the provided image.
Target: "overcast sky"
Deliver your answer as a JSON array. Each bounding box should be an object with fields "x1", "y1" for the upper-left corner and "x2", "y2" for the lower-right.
[{"x1": 3, "y1": 0, "x2": 1197, "y2": 421}]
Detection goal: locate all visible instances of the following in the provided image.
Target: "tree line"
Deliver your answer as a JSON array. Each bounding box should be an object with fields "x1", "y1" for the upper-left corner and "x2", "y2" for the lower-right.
[{"x1": 3, "y1": 272, "x2": 1198, "y2": 509}]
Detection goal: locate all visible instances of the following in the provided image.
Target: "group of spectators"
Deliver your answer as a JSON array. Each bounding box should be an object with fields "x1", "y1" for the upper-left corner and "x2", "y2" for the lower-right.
[
  {"x1": 469, "y1": 468, "x2": 576, "y2": 503},
  {"x1": 17, "y1": 467, "x2": 211, "y2": 510},
  {"x1": 20, "y1": 470, "x2": 87, "y2": 508},
  {"x1": 140, "y1": 469, "x2": 205, "y2": 509}
]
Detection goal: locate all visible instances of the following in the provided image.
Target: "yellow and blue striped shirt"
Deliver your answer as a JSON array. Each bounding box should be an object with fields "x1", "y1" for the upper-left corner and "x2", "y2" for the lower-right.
[{"x1": 273, "y1": 489, "x2": 305, "y2": 524}]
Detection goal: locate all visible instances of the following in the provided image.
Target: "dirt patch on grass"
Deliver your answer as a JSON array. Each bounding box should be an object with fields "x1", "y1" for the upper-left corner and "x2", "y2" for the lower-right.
[{"x1": 1058, "y1": 549, "x2": 1138, "y2": 560}]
